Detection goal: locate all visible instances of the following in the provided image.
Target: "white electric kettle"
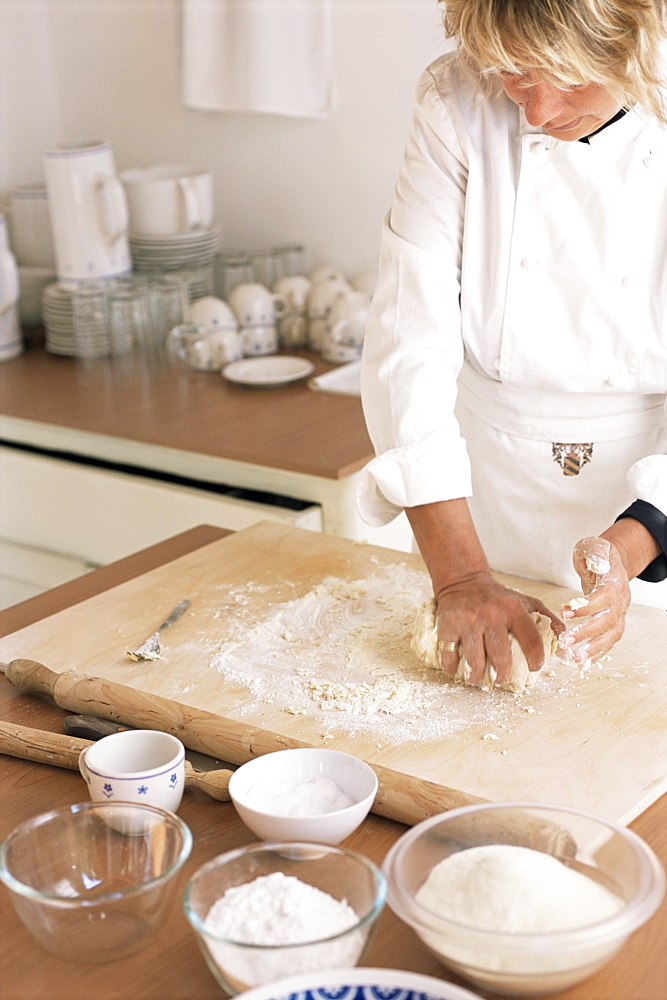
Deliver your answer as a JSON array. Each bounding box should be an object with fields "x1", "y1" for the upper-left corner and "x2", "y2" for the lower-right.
[{"x1": 43, "y1": 139, "x2": 131, "y2": 286}]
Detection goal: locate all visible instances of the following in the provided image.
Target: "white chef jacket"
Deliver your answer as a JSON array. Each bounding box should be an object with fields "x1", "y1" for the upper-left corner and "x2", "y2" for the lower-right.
[{"x1": 358, "y1": 50, "x2": 667, "y2": 600}]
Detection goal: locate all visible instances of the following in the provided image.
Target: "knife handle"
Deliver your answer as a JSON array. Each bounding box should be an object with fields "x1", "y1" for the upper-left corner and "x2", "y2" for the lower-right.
[{"x1": 0, "y1": 659, "x2": 61, "y2": 698}]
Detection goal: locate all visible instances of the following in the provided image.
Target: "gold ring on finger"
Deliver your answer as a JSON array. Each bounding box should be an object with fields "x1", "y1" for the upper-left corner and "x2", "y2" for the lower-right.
[{"x1": 438, "y1": 640, "x2": 460, "y2": 653}]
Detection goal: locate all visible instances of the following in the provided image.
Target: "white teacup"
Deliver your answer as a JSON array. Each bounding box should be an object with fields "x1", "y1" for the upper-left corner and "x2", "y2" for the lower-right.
[
  {"x1": 188, "y1": 295, "x2": 238, "y2": 332},
  {"x1": 78, "y1": 729, "x2": 185, "y2": 814},
  {"x1": 326, "y1": 289, "x2": 371, "y2": 347},
  {"x1": 309, "y1": 265, "x2": 347, "y2": 285},
  {"x1": 321, "y1": 336, "x2": 363, "y2": 365},
  {"x1": 121, "y1": 165, "x2": 214, "y2": 236},
  {"x1": 43, "y1": 139, "x2": 131, "y2": 286},
  {"x1": 168, "y1": 322, "x2": 242, "y2": 370},
  {"x1": 240, "y1": 323, "x2": 278, "y2": 357},
  {"x1": 228, "y1": 282, "x2": 288, "y2": 326},
  {"x1": 8, "y1": 184, "x2": 56, "y2": 268},
  {"x1": 306, "y1": 275, "x2": 351, "y2": 351},
  {"x1": 273, "y1": 274, "x2": 311, "y2": 347}
]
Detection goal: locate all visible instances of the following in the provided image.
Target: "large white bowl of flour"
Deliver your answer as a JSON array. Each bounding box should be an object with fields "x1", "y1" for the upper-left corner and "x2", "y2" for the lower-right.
[{"x1": 382, "y1": 802, "x2": 664, "y2": 997}]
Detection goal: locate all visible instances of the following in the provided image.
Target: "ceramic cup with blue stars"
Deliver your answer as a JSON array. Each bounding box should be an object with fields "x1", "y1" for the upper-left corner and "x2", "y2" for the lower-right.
[{"x1": 78, "y1": 729, "x2": 185, "y2": 814}]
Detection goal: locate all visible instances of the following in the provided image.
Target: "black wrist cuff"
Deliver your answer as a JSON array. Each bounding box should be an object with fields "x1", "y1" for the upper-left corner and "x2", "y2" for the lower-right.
[{"x1": 615, "y1": 499, "x2": 667, "y2": 583}]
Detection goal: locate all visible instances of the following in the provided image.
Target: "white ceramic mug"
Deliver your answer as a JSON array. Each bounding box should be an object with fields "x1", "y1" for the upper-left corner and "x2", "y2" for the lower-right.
[
  {"x1": 78, "y1": 729, "x2": 185, "y2": 813},
  {"x1": 43, "y1": 139, "x2": 131, "y2": 285},
  {"x1": 121, "y1": 165, "x2": 214, "y2": 236},
  {"x1": 8, "y1": 184, "x2": 56, "y2": 268}
]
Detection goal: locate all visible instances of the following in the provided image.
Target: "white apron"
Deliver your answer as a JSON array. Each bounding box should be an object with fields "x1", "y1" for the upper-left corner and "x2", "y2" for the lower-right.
[{"x1": 456, "y1": 363, "x2": 667, "y2": 608}]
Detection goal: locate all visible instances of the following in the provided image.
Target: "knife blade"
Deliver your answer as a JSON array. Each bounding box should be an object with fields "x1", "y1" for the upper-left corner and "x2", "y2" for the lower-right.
[{"x1": 63, "y1": 714, "x2": 231, "y2": 773}]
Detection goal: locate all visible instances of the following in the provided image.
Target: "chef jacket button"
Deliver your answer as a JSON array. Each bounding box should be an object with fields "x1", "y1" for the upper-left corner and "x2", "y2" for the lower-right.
[
  {"x1": 520, "y1": 257, "x2": 535, "y2": 269},
  {"x1": 643, "y1": 155, "x2": 652, "y2": 168}
]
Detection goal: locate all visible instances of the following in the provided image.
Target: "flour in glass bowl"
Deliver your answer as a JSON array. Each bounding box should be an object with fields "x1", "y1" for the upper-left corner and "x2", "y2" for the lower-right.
[
  {"x1": 208, "y1": 562, "x2": 561, "y2": 745},
  {"x1": 203, "y1": 872, "x2": 365, "y2": 989}
]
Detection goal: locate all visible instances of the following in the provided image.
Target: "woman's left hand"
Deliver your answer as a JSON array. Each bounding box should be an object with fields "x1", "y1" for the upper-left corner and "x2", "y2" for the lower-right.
[{"x1": 558, "y1": 536, "x2": 631, "y2": 665}]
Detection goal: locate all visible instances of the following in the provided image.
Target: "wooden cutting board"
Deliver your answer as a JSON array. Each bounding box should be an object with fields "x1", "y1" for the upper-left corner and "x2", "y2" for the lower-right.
[{"x1": 1, "y1": 521, "x2": 665, "y2": 825}]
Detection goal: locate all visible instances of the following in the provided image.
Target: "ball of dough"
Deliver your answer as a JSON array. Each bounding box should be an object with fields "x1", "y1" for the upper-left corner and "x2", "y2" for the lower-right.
[{"x1": 410, "y1": 599, "x2": 557, "y2": 692}]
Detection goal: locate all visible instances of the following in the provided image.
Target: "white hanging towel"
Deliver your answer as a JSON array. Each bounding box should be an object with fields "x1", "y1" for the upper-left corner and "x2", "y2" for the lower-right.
[{"x1": 182, "y1": 0, "x2": 333, "y2": 118}]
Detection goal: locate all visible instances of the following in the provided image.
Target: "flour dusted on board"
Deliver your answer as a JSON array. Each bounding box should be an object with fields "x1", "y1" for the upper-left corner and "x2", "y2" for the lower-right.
[{"x1": 208, "y1": 562, "x2": 562, "y2": 744}]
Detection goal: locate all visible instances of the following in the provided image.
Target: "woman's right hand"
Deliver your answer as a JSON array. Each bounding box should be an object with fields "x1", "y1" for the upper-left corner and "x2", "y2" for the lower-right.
[
  {"x1": 434, "y1": 570, "x2": 562, "y2": 685},
  {"x1": 406, "y1": 497, "x2": 562, "y2": 686}
]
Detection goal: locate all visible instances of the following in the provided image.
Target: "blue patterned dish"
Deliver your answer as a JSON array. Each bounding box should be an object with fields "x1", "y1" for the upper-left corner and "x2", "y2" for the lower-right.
[{"x1": 236, "y1": 967, "x2": 482, "y2": 1000}]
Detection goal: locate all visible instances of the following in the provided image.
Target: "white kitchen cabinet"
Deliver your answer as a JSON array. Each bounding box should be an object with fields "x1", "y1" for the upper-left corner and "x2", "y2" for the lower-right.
[{"x1": 0, "y1": 444, "x2": 322, "y2": 608}]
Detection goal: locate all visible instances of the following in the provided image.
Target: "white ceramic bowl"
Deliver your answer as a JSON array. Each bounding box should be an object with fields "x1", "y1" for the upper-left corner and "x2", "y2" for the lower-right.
[
  {"x1": 182, "y1": 841, "x2": 386, "y2": 995},
  {"x1": 228, "y1": 748, "x2": 378, "y2": 844},
  {"x1": 0, "y1": 801, "x2": 192, "y2": 963},
  {"x1": 383, "y1": 802, "x2": 665, "y2": 997}
]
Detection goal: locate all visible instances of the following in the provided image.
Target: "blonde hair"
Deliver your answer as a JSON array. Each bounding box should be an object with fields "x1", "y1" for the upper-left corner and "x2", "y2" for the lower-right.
[{"x1": 438, "y1": 0, "x2": 667, "y2": 122}]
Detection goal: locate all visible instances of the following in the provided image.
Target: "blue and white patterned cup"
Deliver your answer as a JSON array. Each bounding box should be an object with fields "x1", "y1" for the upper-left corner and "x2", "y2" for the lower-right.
[{"x1": 79, "y1": 729, "x2": 185, "y2": 814}]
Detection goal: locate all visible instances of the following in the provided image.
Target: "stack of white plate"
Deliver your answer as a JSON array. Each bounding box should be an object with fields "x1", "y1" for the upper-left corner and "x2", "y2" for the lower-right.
[
  {"x1": 41, "y1": 283, "x2": 109, "y2": 359},
  {"x1": 129, "y1": 227, "x2": 220, "y2": 297},
  {"x1": 41, "y1": 282, "x2": 77, "y2": 356}
]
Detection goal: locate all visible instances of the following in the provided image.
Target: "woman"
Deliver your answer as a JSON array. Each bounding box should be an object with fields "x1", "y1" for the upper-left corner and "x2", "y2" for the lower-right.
[{"x1": 358, "y1": 0, "x2": 667, "y2": 686}]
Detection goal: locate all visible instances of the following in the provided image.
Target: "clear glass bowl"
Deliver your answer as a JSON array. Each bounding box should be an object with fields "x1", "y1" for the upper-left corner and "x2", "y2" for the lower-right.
[
  {"x1": 382, "y1": 802, "x2": 665, "y2": 997},
  {"x1": 0, "y1": 801, "x2": 192, "y2": 963},
  {"x1": 183, "y1": 841, "x2": 386, "y2": 995}
]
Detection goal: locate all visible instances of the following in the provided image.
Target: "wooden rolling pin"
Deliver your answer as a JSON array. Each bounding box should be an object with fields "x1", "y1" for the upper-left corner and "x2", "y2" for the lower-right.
[
  {"x1": 0, "y1": 658, "x2": 575, "y2": 854},
  {"x1": 0, "y1": 718, "x2": 232, "y2": 801}
]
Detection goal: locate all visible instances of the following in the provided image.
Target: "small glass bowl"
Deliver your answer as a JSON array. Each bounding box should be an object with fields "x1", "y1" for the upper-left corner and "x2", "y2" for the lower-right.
[
  {"x1": 183, "y1": 841, "x2": 386, "y2": 995},
  {"x1": 382, "y1": 802, "x2": 665, "y2": 997},
  {"x1": 0, "y1": 801, "x2": 192, "y2": 963}
]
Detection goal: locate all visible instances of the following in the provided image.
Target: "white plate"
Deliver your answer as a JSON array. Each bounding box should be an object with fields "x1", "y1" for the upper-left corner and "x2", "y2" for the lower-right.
[
  {"x1": 237, "y1": 967, "x2": 483, "y2": 1000},
  {"x1": 222, "y1": 356, "x2": 314, "y2": 387}
]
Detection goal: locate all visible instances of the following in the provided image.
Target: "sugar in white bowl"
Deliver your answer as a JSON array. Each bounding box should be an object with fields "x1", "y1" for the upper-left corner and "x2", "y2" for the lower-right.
[{"x1": 228, "y1": 748, "x2": 378, "y2": 844}]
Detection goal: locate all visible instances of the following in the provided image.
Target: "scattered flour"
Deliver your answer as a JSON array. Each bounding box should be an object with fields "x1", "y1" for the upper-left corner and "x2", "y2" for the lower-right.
[
  {"x1": 243, "y1": 776, "x2": 353, "y2": 816},
  {"x1": 203, "y1": 872, "x2": 364, "y2": 989},
  {"x1": 208, "y1": 563, "x2": 571, "y2": 745}
]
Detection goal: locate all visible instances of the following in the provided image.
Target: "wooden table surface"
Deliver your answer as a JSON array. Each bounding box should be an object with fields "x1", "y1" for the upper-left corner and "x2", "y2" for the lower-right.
[
  {"x1": 0, "y1": 525, "x2": 665, "y2": 1000},
  {"x1": 0, "y1": 345, "x2": 372, "y2": 480}
]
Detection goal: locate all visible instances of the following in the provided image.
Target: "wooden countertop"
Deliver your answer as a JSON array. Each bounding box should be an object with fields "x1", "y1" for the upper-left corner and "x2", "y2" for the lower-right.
[
  {"x1": 0, "y1": 345, "x2": 373, "y2": 480},
  {"x1": 0, "y1": 526, "x2": 665, "y2": 1000}
]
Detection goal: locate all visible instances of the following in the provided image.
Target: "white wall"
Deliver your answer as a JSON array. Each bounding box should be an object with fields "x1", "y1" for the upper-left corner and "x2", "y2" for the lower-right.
[{"x1": 0, "y1": 0, "x2": 449, "y2": 275}]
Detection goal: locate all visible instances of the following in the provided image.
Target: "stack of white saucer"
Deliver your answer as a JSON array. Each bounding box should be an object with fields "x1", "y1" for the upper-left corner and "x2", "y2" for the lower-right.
[{"x1": 129, "y1": 227, "x2": 220, "y2": 298}]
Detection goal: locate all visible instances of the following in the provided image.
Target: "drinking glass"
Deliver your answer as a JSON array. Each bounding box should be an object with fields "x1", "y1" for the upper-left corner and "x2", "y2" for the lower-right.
[
  {"x1": 107, "y1": 285, "x2": 152, "y2": 360},
  {"x1": 272, "y1": 244, "x2": 306, "y2": 278},
  {"x1": 150, "y1": 275, "x2": 185, "y2": 355},
  {"x1": 71, "y1": 285, "x2": 110, "y2": 360},
  {"x1": 214, "y1": 252, "x2": 254, "y2": 301},
  {"x1": 250, "y1": 250, "x2": 283, "y2": 290}
]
